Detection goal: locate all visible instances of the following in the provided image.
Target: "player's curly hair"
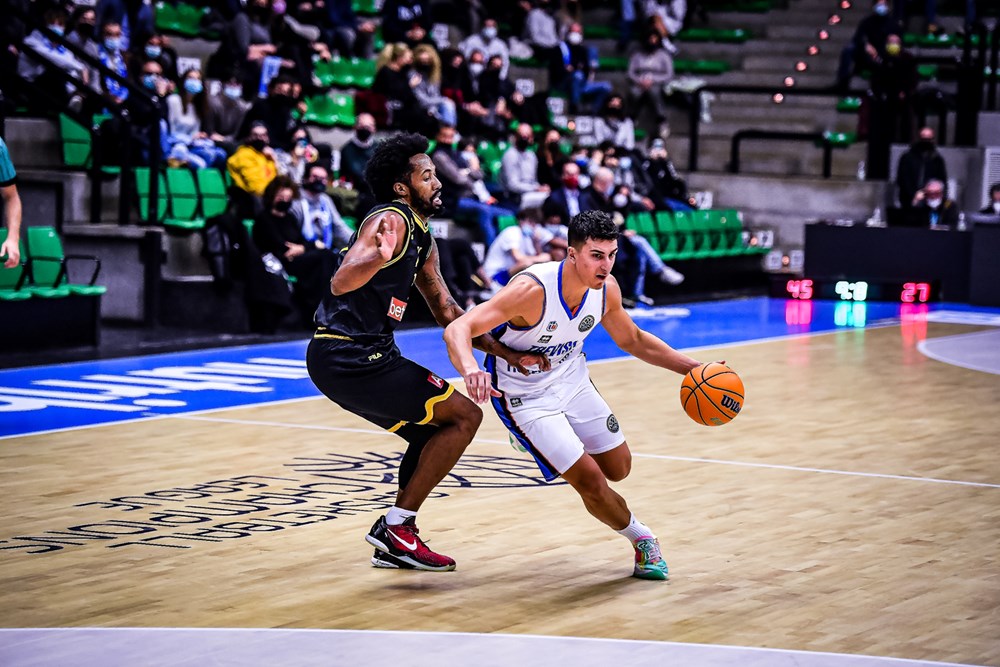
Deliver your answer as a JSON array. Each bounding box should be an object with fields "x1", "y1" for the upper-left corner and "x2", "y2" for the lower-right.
[
  {"x1": 568, "y1": 210, "x2": 619, "y2": 247},
  {"x1": 363, "y1": 132, "x2": 430, "y2": 203}
]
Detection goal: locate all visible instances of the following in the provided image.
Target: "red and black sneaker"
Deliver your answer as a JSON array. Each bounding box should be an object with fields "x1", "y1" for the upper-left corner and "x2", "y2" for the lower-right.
[{"x1": 365, "y1": 515, "x2": 456, "y2": 572}]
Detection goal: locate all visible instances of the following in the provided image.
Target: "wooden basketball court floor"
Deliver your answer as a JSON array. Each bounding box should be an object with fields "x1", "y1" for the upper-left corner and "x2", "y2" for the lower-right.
[{"x1": 0, "y1": 298, "x2": 997, "y2": 667}]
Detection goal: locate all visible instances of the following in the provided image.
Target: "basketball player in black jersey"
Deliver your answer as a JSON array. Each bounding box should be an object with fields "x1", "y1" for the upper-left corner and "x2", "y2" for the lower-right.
[{"x1": 307, "y1": 133, "x2": 548, "y2": 571}]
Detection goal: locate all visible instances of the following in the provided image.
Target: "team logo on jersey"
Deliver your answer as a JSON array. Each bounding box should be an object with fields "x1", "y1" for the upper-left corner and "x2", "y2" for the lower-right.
[
  {"x1": 606, "y1": 414, "x2": 620, "y2": 433},
  {"x1": 387, "y1": 297, "x2": 407, "y2": 321},
  {"x1": 427, "y1": 373, "x2": 445, "y2": 389},
  {"x1": 546, "y1": 321, "x2": 558, "y2": 332},
  {"x1": 538, "y1": 335, "x2": 552, "y2": 343},
  {"x1": 578, "y1": 315, "x2": 596, "y2": 332}
]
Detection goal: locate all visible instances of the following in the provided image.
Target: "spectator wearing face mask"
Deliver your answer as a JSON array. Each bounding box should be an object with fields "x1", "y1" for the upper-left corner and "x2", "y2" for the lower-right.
[
  {"x1": 592, "y1": 95, "x2": 636, "y2": 151},
  {"x1": 868, "y1": 33, "x2": 918, "y2": 144},
  {"x1": 339, "y1": 114, "x2": 377, "y2": 189},
  {"x1": 536, "y1": 128, "x2": 566, "y2": 190},
  {"x1": 431, "y1": 125, "x2": 515, "y2": 247},
  {"x1": 635, "y1": 138, "x2": 695, "y2": 211},
  {"x1": 97, "y1": 21, "x2": 130, "y2": 105},
  {"x1": 205, "y1": 76, "x2": 252, "y2": 155},
  {"x1": 896, "y1": 126, "x2": 947, "y2": 211},
  {"x1": 552, "y1": 22, "x2": 612, "y2": 114},
  {"x1": 544, "y1": 161, "x2": 584, "y2": 227},
  {"x1": 17, "y1": 8, "x2": 90, "y2": 110},
  {"x1": 164, "y1": 69, "x2": 228, "y2": 169},
  {"x1": 459, "y1": 18, "x2": 510, "y2": 79},
  {"x1": 95, "y1": 0, "x2": 155, "y2": 53},
  {"x1": 239, "y1": 75, "x2": 305, "y2": 153},
  {"x1": 835, "y1": 0, "x2": 902, "y2": 93},
  {"x1": 980, "y1": 183, "x2": 1000, "y2": 217},
  {"x1": 290, "y1": 163, "x2": 354, "y2": 252},
  {"x1": 373, "y1": 42, "x2": 436, "y2": 133},
  {"x1": 136, "y1": 34, "x2": 178, "y2": 83},
  {"x1": 67, "y1": 6, "x2": 101, "y2": 94},
  {"x1": 228, "y1": 122, "x2": 279, "y2": 218},
  {"x1": 910, "y1": 179, "x2": 958, "y2": 228},
  {"x1": 500, "y1": 124, "x2": 551, "y2": 210},
  {"x1": 628, "y1": 29, "x2": 674, "y2": 139},
  {"x1": 253, "y1": 175, "x2": 334, "y2": 326},
  {"x1": 412, "y1": 44, "x2": 459, "y2": 127}
]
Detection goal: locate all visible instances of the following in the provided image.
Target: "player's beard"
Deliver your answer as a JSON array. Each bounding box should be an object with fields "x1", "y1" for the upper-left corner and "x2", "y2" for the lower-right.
[{"x1": 412, "y1": 188, "x2": 443, "y2": 218}]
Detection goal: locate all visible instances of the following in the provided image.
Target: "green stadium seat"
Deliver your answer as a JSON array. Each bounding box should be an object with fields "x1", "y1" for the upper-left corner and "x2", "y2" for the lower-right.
[
  {"x1": 154, "y1": 1, "x2": 206, "y2": 37},
  {"x1": 24, "y1": 227, "x2": 106, "y2": 297},
  {"x1": 836, "y1": 96, "x2": 862, "y2": 113},
  {"x1": 822, "y1": 131, "x2": 857, "y2": 148},
  {"x1": 674, "y1": 59, "x2": 731, "y2": 75},
  {"x1": 676, "y1": 28, "x2": 750, "y2": 43},
  {"x1": 134, "y1": 167, "x2": 169, "y2": 223},
  {"x1": 332, "y1": 92, "x2": 356, "y2": 126},
  {"x1": 653, "y1": 212, "x2": 682, "y2": 261},
  {"x1": 352, "y1": 0, "x2": 379, "y2": 16},
  {"x1": 196, "y1": 168, "x2": 229, "y2": 218},
  {"x1": 497, "y1": 214, "x2": 517, "y2": 232},
  {"x1": 303, "y1": 94, "x2": 337, "y2": 126},
  {"x1": 0, "y1": 230, "x2": 31, "y2": 301},
  {"x1": 630, "y1": 212, "x2": 660, "y2": 254},
  {"x1": 352, "y1": 58, "x2": 376, "y2": 88},
  {"x1": 342, "y1": 216, "x2": 357, "y2": 231},
  {"x1": 583, "y1": 25, "x2": 620, "y2": 39},
  {"x1": 59, "y1": 114, "x2": 90, "y2": 168},
  {"x1": 598, "y1": 56, "x2": 629, "y2": 72},
  {"x1": 164, "y1": 168, "x2": 206, "y2": 231},
  {"x1": 670, "y1": 210, "x2": 701, "y2": 260}
]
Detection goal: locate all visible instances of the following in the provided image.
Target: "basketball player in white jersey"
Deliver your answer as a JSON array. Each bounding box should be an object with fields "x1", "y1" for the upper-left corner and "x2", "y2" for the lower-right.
[{"x1": 443, "y1": 210, "x2": 703, "y2": 579}]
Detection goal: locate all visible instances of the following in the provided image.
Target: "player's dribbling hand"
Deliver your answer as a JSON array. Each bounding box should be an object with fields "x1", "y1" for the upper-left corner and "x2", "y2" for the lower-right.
[
  {"x1": 464, "y1": 370, "x2": 502, "y2": 404},
  {"x1": 508, "y1": 352, "x2": 551, "y2": 376},
  {"x1": 374, "y1": 217, "x2": 399, "y2": 262}
]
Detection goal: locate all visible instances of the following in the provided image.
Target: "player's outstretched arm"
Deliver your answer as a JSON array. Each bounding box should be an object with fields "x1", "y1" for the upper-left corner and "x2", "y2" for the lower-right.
[
  {"x1": 601, "y1": 276, "x2": 702, "y2": 375},
  {"x1": 443, "y1": 277, "x2": 550, "y2": 403},
  {"x1": 330, "y1": 211, "x2": 404, "y2": 295},
  {"x1": 418, "y1": 241, "x2": 549, "y2": 379}
]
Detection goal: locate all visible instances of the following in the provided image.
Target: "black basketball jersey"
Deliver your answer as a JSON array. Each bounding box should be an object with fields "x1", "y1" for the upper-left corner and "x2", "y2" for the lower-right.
[{"x1": 313, "y1": 200, "x2": 434, "y2": 371}]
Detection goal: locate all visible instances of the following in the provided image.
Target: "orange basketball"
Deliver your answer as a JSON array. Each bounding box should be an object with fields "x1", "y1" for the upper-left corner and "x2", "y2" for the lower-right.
[{"x1": 680, "y1": 362, "x2": 745, "y2": 426}]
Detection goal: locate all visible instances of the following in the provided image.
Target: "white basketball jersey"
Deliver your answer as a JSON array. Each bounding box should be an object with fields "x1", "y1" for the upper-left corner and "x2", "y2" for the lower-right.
[{"x1": 485, "y1": 261, "x2": 606, "y2": 398}]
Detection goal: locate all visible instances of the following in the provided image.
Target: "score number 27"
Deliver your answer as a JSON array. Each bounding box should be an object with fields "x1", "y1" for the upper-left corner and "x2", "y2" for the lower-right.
[{"x1": 901, "y1": 282, "x2": 930, "y2": 303}]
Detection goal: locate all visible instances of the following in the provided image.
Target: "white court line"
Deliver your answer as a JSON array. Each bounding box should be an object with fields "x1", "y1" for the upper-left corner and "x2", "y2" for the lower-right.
[
  {"x1": 0, "y1": 325, "x2": 897, "y2": 443},
  {"x1": 171, "y1": 414, "x2": 1000, "y2": 490},
  {"x1": 916, "y1": 329, "x2": 1000, "y2": 376}
]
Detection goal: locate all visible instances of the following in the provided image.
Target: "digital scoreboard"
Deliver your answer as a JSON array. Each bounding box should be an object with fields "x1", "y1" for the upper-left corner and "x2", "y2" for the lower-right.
[{"x1": 773, "y1": 278, "x2": 937, "y2": 302}]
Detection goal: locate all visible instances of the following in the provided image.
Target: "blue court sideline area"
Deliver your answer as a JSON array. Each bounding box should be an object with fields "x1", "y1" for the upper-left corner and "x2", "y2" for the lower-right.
[{"x1": 2, "y1": 298, "x2": 999, "y2": 439}]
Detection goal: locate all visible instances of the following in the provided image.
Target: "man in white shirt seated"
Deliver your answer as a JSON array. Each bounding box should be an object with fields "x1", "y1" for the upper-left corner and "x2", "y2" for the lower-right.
[{"x1": 481, "y1": 208, "x2": 554, "y2": 286}]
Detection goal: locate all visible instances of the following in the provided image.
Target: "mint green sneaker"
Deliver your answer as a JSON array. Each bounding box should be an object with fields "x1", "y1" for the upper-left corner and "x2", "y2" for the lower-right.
[{"x1": 633, "y1": 537, "x2": 669, "y2": 580}]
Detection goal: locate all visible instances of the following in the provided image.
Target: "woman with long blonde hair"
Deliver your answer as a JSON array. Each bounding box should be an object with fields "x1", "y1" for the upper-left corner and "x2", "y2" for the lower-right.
[{"x1": 412, "y1": 44, "x2": 458, "y2": 127}]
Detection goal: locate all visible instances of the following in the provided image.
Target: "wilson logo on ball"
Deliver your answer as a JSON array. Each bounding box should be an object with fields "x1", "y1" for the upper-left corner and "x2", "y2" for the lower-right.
[{"x1": 720, "y1": 395, "x2": 741, "y2": 413}]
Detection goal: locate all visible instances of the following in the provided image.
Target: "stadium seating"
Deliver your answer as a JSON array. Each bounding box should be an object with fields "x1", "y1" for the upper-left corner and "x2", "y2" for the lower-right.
[
  {"x1": 134, "y1": 167, "x2": 169, "y2": 223},
  {"x1": 25, "y1": 227, "x2": 106, "y2": 297}
]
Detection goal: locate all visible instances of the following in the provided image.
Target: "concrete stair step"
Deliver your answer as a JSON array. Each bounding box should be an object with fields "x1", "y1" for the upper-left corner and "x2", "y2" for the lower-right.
[
  {"x1": 712, "y1": 70, "x2": 837, "y2": 87},
  {"x1": 6, "y1": 117, "x2": 63, "y2": 168},
  {"x1": 741, "y1": 55, "x2": 840, "y2": 73}
]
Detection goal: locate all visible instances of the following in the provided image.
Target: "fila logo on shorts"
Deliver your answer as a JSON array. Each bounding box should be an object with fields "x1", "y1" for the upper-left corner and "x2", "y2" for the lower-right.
[
  {"x1": 387, "y1": 297, "x2": 407, "y2": 321},
  {"x1": 427, "y1": 373, "x2": 445, "y2": 389}
]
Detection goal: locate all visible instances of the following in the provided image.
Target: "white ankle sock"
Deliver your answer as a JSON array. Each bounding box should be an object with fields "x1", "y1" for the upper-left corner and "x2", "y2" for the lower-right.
[
  {"x1": 385, "y1": 507, "x2": 418, "y2": 526},
  {"x1": 617, "y1": 514, "x2": 654, "y2": 545}
]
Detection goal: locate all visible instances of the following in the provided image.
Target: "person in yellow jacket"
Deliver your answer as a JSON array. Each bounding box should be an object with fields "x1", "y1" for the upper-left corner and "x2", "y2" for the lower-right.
[{"x1": 227, "y1": 122, "x2": 278, "y2": 218}]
